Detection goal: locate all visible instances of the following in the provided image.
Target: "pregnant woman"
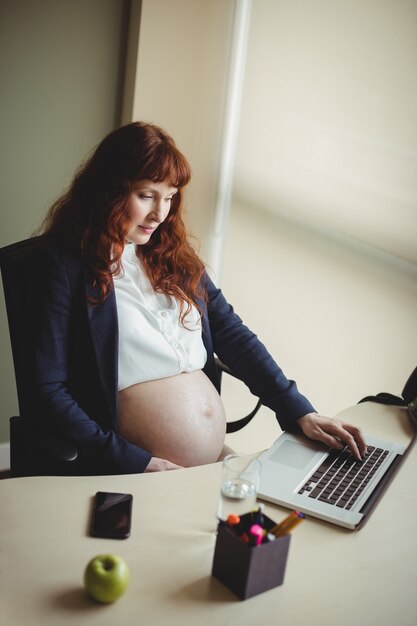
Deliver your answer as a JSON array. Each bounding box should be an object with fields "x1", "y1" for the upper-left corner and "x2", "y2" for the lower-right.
[{"x1": 28, "y1": 121, "x2": 366, "y2": 475}]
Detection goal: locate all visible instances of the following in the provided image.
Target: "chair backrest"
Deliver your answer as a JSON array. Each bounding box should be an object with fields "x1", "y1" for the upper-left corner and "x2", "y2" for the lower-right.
[
  {"x1": 0, "y1": 236, "x2": 44, "y2": 416},
  {"x1": 1, "y1": 237, "x2": 81, "y2": 476}
]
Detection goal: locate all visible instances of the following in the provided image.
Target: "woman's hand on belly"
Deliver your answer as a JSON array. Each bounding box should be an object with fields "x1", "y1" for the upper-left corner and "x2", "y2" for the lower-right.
[{"x1": 118, "y1": 370, "x2": 227, "y2": 468}]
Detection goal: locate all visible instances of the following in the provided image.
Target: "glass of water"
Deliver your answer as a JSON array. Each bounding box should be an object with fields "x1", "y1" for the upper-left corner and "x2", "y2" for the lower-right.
[{"x1": 217, "y1": 453, "x2": 261, "y2": 521}]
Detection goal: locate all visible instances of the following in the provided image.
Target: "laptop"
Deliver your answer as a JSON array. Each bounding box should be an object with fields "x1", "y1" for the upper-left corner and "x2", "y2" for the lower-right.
[{"x1": 255, "y1": 430, "x2": 410, "y2": 530}]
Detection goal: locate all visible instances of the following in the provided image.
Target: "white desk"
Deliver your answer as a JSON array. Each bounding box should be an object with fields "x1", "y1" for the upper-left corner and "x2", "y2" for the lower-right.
[{"x1": 1, "y1": 403, "x2": 416, "y2": 626}]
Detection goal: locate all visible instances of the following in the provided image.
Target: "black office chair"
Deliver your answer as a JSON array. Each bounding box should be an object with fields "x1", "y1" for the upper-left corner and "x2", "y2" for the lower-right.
[{"x1": 1, "y1": 237, "x2": 261, "y2": 477}]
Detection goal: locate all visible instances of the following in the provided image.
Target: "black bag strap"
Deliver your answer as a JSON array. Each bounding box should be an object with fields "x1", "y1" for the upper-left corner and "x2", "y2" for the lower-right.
[
  {"x1": 358, "y1": 366, "x2": 417, "y2": 427},
  {"x1": 358, "y1": 392, "x2": 406, "y2": 406}
]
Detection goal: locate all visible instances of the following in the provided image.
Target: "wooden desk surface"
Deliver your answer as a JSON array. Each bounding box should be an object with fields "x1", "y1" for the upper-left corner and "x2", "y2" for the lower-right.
[{"x1": 1, "y1": 403, "x2": 416, "y2": 626}]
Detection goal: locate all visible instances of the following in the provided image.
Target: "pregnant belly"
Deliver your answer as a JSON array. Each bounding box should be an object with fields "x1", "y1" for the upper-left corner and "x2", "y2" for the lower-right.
[{"x1": 118, "y1": 370, "x2": 227, "y2": 467}]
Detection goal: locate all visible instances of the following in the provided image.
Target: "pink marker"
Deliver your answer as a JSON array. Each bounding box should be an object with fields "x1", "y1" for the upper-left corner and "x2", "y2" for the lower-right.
[{"x1": 249, "y1": 524, "x2": 264, "y2": 546}]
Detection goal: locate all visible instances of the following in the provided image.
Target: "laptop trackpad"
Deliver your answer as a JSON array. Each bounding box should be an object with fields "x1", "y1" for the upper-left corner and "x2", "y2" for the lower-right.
[{"x1": 269, "y1": 439, "x2": 321, "y2": 470}]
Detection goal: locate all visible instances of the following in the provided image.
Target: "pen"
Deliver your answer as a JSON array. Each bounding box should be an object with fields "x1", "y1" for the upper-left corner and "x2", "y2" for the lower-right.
[
  {"x1": 250, "y1": 504, "x2": 265, "y2": 526},
  {"x1": 269, "y1": 510, "x2": 306, "y2": 537}
]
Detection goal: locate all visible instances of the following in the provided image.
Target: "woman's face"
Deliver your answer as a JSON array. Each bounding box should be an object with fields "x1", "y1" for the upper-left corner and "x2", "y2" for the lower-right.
[{"x1": 125, "y1": 180, "x2": 178, "y2": 245}]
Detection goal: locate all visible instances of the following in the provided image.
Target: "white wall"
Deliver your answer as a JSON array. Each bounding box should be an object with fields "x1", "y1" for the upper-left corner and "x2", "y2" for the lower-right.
[
  {"x1": 234, "y1": 0, "x2": 417, "y2": 265},
  {"x1": 223, "y1": 204, "x2": 417, "y2": 454},
  {"x1": 123, "y1": 0, "x2": 237, "y2": 267},
  {"x1": 223, "y1": 0, "x2": 417, "y2": 454},
  {"x1": 0, "y1": 0, "x2": 129, "y2": 444}
]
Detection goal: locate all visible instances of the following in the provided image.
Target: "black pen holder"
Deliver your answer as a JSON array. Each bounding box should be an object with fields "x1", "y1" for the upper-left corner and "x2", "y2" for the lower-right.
[{"x1": 211, "y1": 512, "x2": 291, "y2": 600}]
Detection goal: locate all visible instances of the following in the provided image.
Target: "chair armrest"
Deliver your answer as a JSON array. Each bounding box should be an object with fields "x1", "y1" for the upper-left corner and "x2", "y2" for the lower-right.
[
  {"x1": 215, "y1": 358, "x2": 262, "y2": 434},
  {"x1": 215, "y1": 357, "x2": 234, "y2": 379}
]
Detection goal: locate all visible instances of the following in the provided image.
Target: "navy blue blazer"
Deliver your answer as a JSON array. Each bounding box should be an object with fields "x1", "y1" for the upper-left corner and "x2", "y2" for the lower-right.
[{"x1": 25, "y1": 241, "x2": 315, "y2": 474}]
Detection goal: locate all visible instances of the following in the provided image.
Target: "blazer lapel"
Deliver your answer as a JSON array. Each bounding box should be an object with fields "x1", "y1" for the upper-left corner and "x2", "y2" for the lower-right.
[{"x1": 85, "y1": 273, "x2": 119, "y2": 423}]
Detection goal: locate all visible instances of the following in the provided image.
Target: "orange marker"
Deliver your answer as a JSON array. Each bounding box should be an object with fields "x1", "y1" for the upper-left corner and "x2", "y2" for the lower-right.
[{"x1": 226, "y1": 514, "x2": 241, "y2": 526}]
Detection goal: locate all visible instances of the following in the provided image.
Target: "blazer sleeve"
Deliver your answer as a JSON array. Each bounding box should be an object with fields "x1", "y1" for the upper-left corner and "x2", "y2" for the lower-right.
[
  {"x1": 27, "y1": 246, "x2": 151, "y2": 474},
  {"x1": 203, "y1": 272, "x2": 316, "y2": 430}
]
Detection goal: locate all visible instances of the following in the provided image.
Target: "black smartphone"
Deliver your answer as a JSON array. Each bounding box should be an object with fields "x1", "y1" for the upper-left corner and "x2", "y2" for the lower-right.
[{"x1": 90, "y1": 491, "x2": 133, "y2": 539}]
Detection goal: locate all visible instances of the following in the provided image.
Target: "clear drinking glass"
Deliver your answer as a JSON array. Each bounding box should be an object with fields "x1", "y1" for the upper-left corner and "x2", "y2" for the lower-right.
[{"x1": 217, "y1": 453, "x2": 261, "y2": 521}]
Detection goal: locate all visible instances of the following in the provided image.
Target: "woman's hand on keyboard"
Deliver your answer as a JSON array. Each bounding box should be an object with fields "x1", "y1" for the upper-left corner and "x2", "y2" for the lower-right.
[{"x1": 297, "y1": 413, "x2": 367, "y2": 461}]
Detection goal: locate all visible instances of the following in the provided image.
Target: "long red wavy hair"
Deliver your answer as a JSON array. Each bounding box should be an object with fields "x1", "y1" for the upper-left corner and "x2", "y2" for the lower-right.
[{"x1": 38, "y1": 122, "x2": 206, "y2": 321}]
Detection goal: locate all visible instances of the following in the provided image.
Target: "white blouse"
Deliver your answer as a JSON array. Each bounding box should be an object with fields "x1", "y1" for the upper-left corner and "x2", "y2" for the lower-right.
[{"x1": 114, "y1": 243, "x2": 207, "y2": 390}]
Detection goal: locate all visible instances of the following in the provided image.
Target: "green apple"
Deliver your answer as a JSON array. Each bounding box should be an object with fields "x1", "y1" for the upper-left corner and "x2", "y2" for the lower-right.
[{"x1": 84, "y1": 554, "x2": 130, "y2": 603}]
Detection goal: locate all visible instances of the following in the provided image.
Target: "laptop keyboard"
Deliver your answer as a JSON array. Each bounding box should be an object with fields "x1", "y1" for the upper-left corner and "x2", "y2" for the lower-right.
[{"x1": 298, "y1": 445, "x2": 389, "y2": 510}]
